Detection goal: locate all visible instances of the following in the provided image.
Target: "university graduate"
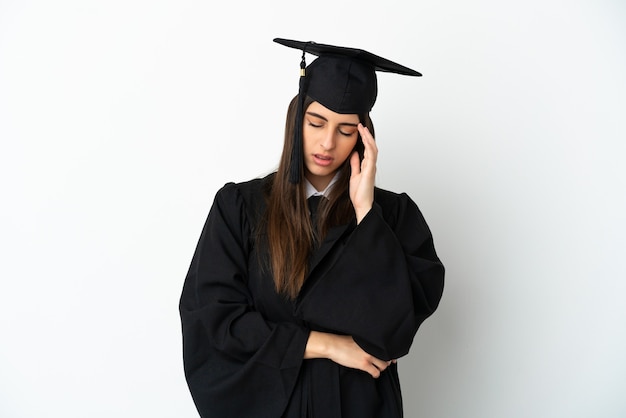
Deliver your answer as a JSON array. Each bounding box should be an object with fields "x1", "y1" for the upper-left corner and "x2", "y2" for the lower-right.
[{"x1": 179, "y1": 38, "x2": 445, "y2": 418}]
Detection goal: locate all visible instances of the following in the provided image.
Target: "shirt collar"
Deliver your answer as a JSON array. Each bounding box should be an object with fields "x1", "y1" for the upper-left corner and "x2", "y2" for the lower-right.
[{"x1": 304, "y1": 172, "x2": 340, "y2": 199}]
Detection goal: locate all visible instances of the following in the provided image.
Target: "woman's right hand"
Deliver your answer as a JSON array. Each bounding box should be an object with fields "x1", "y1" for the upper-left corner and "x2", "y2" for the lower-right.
[{"x1": 304, "y1": 331, "x2": 391, "y2": 378}]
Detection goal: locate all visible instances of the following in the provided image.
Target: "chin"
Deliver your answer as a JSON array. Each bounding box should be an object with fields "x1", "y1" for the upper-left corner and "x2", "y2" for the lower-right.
[{"x1": 310, "y1": 167, "x2": 335, "y2": 178}]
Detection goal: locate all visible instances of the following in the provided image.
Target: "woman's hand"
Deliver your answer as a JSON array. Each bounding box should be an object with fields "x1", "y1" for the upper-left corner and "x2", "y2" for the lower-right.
[
  {"x1": 349, "y1": 123, "x2": 378, "y2": 224},
  {"x1": 304, "y1": 331, "x2": 391, "y2": 378}
]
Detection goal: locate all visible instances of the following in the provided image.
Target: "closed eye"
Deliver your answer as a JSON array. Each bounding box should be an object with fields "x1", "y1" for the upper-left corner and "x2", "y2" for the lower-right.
[{"x1": 339, "y1": 129, "x2": 357, "y2": 137}]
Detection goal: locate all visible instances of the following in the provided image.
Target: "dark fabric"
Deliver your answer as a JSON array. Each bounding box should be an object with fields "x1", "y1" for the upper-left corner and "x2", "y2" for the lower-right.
[
  {"x1": 179, "y1": 173, "x2": 444, "y2": 418},
  {"x1": 307, "y1": 195, "x2": 323, "y2": 215},
  {"x1": 307, "y1": 195, "x2": 323, "y2": 242},
  {"x1": 273, "y1": 38, "x2": 422, "y2": 76},
  {"x1": 274, "y1": 37, "x2": 421, "y2": 114},
  {"x1": 305, "y1": 55, "x2": 378, "y2": 115}
]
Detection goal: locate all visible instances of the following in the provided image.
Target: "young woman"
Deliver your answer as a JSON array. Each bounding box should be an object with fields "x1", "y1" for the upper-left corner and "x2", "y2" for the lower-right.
[{"x1": 179, "y1": 38, "x2": 445, "y2": 418}]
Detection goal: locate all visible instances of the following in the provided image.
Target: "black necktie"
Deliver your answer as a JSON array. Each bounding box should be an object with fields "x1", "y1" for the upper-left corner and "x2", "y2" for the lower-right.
[
  {"x1": 308, "y1": 195, "x2": 322, "y2": 217},
  {"x1": 308, "y1": 195, "x2": 323, "y2": 238}
]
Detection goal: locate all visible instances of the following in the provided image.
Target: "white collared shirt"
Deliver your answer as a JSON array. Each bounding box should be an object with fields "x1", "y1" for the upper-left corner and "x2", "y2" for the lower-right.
[{"x1": 304, "y1": 172, "x2": 341, "y2": 199}]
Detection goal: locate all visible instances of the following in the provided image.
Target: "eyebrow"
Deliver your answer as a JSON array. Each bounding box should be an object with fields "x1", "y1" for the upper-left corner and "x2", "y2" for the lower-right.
[{"x1": 306, "y1": 111, "x2": 359, "y2": 127}]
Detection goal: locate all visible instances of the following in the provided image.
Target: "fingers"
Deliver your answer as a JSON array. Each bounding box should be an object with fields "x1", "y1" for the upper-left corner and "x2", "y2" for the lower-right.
[
  {"x1": 349, "y1": 150, "x2": 360, "y2": 175},
  {"x1": 357, "y1": 123, "x2": 374, "y2": 142},
  {"x1": 365, "y1": 364, "x2": 381, "y2": 379},
  {"x1": 357, "y1": 123, "x2": 378, "y2": 161},
  {"x1": 360, "y1": 353, "x2": 393, "y2": 379},
  {"x1": 324, "y1": 334, "x2": 392, "y2": 379},
  {"x1": 355, "y1": 124, "x2": 377, "y2": 182}
]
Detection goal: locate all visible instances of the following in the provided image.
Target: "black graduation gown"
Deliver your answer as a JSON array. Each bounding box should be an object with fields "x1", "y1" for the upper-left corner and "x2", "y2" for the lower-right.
[{"x1": 179, "y1": 174, "x2": 444, "y2": 418}]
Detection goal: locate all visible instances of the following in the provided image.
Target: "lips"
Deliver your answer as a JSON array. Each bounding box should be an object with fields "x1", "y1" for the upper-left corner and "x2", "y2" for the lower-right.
[{"x1": 313, "y1": 154, "x2": 333, "y2": 167}]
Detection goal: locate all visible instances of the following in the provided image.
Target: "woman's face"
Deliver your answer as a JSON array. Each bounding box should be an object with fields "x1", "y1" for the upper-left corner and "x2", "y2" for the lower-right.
[{"x1": 302, "y1": 101, "x2": 359, "y2": 191}]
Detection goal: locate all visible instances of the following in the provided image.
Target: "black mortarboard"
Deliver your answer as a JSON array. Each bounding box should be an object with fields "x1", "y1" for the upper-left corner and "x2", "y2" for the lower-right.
[{"x1": 273, "y1": 38, "x2": 421, "y2": 183}]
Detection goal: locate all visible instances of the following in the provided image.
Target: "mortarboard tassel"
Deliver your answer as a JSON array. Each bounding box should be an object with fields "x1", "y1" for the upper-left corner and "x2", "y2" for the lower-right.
[{"x1": 288, "y1": 45, "x2": 311, "y2": 184}]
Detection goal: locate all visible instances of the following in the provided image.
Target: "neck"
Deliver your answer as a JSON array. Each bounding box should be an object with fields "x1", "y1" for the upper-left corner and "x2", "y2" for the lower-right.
[{"x1": 305, "y1": 173, "x2": 335, "y2": 193}]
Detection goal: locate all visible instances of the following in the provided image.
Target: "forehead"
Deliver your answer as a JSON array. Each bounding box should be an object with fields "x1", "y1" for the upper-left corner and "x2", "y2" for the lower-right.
[{"x1": 306, "y1": 101, "x2": 360, "y2": 123}]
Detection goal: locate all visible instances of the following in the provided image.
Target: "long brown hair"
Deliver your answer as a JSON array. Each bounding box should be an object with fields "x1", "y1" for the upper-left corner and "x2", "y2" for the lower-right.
[{"x1": 263, "y1": 95, "x2": 375, "y2": 298}]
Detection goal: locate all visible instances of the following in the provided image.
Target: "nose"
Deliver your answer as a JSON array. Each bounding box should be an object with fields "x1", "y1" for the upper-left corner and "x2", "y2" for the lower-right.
[{"x1": 320, "y1": 129, "x2": 336, "y2": 151}]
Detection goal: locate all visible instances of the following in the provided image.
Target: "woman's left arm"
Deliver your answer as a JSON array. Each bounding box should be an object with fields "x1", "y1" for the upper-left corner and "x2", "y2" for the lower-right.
[
  {"x1": 299, "y1": 194, "x2": 444, "y2": 361},
  {"x1": 299, "y1": 125, "x2": 445, "y2": 361}
]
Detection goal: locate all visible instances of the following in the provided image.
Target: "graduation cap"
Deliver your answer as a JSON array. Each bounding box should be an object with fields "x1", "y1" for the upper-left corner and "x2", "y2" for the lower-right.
[{"x1": 273, "y1": 38, "x2": 422, "y2": 183}]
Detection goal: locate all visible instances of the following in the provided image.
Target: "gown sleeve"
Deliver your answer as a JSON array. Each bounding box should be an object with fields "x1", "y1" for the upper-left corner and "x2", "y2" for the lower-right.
[
  {"x1": 297, "y1": 191, "x2": 444, "y2": 361},
  {"x1": 179, "y1": 183, "x2": 309, "y2": 417}
]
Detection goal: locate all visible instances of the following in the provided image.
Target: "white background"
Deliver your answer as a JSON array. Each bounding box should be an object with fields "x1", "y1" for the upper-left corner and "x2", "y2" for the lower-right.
[{"x1": 1, "y1": 0, "x2": 625, "y2": 417}]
